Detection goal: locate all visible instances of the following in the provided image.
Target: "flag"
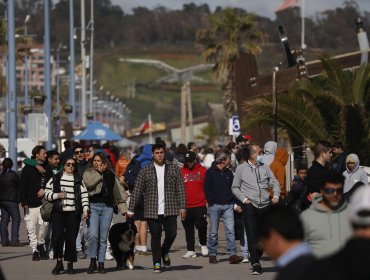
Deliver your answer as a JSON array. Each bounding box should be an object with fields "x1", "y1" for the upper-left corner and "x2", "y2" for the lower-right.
[
  {"x1": 139, "y1": 119, "x2": 150, "y2": 134},
  {"x1": 275, "y1": 0, "x2": 299, "y2": 12}
]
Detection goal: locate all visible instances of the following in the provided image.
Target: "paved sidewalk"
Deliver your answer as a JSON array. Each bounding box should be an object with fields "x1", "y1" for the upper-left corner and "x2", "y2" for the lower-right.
[{"x1": 0, "y1": 213, "x2": 277, "y2": 280}]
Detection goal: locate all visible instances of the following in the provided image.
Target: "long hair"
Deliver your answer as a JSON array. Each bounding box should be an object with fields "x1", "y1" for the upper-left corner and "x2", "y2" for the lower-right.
[{"x1": 89, "y1": 152, "x2": 112, "y2": 169}]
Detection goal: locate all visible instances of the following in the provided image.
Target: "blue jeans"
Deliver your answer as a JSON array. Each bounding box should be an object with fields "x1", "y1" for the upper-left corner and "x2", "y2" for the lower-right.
[
  {"x1": 0, "y1": 201, "x2": 21, "y2": 244},
  {"x1": 87, "y1": 203, "x2": 113, "y2": 262},
  {"x1": 208, "y1": 204, "x2": 236, "y2": 256}
]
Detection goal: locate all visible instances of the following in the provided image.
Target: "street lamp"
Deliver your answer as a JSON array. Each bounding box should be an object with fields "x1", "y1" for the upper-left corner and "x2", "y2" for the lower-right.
[{"x1": 23, "y1": 14, "x2": 31, "y2": 137}]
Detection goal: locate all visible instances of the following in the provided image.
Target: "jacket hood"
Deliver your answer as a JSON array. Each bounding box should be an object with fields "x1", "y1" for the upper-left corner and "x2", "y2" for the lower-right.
[
  {"x1": 137, "y1": 144, "x2": 152, "y2": 161},
  {"x1": 274, "y1": 148, "x2": 289, "y2": 165},
  {"x1": 310, "y1": 194, "x2": 347, "y2": 213},
  {"x1": 345, "y1": 153, "x2": 360, "y2": 173},
  {"x1": 262, "y1": 141, "x2": 277, "y2": 166}
]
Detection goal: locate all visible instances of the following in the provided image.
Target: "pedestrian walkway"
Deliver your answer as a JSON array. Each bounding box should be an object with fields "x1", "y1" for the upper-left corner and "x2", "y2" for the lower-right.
[{"x1": 0, "y1": 213, "x2": 277, "y2": 280}]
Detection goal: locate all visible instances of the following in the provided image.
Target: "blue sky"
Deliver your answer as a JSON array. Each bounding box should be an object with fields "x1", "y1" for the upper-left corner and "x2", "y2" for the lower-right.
[{"x1": 111, "y1": 0, "x2": 370, "y2": 19}]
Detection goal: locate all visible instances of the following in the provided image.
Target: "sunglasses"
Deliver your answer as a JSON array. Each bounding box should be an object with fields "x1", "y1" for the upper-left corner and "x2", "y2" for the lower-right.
[
  {"x1": 65, "y1": 162, "x2": 76, "y2": 167},
  {"x1": 323, "y1": 188, "x2": 343, "y2": 195},
  {"x1": 74, "y1": 150, "x2": 84, "y2": 155}
]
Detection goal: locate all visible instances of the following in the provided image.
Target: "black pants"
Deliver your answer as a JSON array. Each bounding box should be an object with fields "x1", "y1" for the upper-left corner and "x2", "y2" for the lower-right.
[
  {"x1": 242, "y1": 204, "x2": 270, "y2": 265},
  {"x1": 147, "y1": 215, "x2": 177, "y2": 265},
  {"x1": 181, "y1": 206, "x2": 207, "y2": 251},
  {"x1": 51, "y1": 210, "x2": 80, "y2": 262}
]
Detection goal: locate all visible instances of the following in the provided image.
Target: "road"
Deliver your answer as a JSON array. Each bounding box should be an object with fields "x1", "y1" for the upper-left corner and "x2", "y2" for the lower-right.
[{"x1": 0, "y1": 211, "x2": 277, "y2": 280}]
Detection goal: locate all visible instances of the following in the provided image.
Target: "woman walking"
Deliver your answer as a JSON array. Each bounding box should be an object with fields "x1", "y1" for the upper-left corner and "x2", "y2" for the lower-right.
[
  {"x1": 44, "y1": 157, "x2": 89, "y2": 274},
  {"x1": 83, "y1": 152, "x2": 115, "y2": 274},
  {"x1": 0, "y1": 158, "x2": 22, "y2": 247}
]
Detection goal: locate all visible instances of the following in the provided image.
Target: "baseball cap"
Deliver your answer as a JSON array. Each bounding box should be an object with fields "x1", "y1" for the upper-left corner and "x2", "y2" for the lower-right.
[
  {"x1": 184, "y1": 151, "x2": 197, "y2": 162},
  {"x1": 349, "y1": 186, "x2": 370, "y2": 226}
]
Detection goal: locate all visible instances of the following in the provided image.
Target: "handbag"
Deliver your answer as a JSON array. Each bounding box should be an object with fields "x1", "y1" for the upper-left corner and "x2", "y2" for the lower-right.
[{"x1": 40, "y1": 199, "x2": 53, "y2": 222}]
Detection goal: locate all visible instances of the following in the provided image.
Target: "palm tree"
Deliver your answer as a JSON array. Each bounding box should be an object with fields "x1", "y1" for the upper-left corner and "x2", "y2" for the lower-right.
[
  {"x1": 196, "y1": 8, "x2": 263, "y2": 128},
  {"x1": 242, "y1": 57, "x2": 370, "y2": 164}
]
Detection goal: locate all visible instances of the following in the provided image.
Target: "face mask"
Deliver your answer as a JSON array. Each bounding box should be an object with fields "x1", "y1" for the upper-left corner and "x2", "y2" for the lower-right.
[{"x1": 256, "y1": 155, "x2": 263, "y2": 164}]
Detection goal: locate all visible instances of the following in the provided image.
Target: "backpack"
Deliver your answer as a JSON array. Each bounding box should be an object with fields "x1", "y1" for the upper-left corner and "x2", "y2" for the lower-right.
[{"x1": 124, "y1": 155, "x2": 151, "y2": 193}]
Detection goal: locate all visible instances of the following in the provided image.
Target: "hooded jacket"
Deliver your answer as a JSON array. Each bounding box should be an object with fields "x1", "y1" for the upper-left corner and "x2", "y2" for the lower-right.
[
  {"x1": 270, "y1": 148, "x2": 289, "y2": 198},
  {"x1": 300, "y1": 195, "x2": 352, "y2": 258},
  {"x1": 261, "y1": 141, "x2": 277, "y2": 166},
  {"x1": 136, "y1": 144, "x2": 153, "y2": 168},
  {"x1": 342, "y1": 153, "x2": 368, "y2": 194},
  {"x1": 180, "y1": 163, "x2": 207, "y2": 208},
  {"x1": 232, "y1": 161, "x2": 280, "y2": 208}
]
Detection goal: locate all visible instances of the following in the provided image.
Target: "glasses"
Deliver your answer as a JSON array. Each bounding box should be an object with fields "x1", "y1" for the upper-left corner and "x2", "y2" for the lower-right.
[
  {"x1": 323, "y1": 188, "x2": 343, "y2": 195},
  {"x1": 65, "y1": 162, "x2": 76, "y2": 168},
  {"x1": 346, "y1": 162, "x2": 355, "y2": 165},
  {"x1": 74, "y1": 150, "x2": 83, "y2": 155}
]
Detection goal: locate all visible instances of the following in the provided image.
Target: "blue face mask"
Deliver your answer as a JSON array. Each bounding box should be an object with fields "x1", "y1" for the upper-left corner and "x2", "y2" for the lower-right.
[{"x1": 256, "y1": 155, "x2": 263, "y2": 164}]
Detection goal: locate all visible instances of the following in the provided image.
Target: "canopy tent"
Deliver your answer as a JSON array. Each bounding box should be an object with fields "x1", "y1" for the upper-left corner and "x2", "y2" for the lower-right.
[{"x1": 73, "y1": 121, "x2": 122, "y2": 141}]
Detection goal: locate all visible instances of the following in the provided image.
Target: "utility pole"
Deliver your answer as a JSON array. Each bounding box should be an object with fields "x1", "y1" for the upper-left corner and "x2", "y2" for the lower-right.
[
  {"x1": 180, "y1": 83, "x2": 186, "y2": 143},
  {"x1": 186, "y1": 81, "x2": 193, "y2": 141},
  {"x1": 44, "y1": 0, "x2": 52, "y2": 150},
  {"x1": 69, "y1": 0, "x2": 76, "y2": 123},
  {"x1": 89, "y1": 0, "x2": 94, "y2": 114},
  {"x1": 24, "y1": 15, "x2": 30, "y2": 137},
  {"x1": 7, "y1": 0, "x2": 17, "y2": 169},
  {"x1": 80, "y1": 0, "x2": 87, "y2": 127}
]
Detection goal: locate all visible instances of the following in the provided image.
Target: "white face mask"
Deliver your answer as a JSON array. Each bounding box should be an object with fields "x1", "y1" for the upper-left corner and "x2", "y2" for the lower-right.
[{"x1": 256, "y1": 155, "x2": 263, "y2": 164}]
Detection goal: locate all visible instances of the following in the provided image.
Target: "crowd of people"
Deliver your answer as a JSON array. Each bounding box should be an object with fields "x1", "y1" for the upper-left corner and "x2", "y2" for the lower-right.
[{"x1": 0, "y1": 137, "x2": 369, "y2": 279}]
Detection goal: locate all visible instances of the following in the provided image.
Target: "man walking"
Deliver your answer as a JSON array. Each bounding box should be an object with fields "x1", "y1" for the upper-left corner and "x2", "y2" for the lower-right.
[
  {"x1": 232, "y1": 144, "x2": 280, "y2": 275},
  {"x1": 127, "y1": 143, "x2": 186, "y2": 273},
  {"x1": 180, "y1": 151, "x2": 208, "y2": 258},
  {"x1": 19, "y1": 145, "x2": 49, "y2": 261},
  {"x1": 300, "y1": 171, "x2": 352, "y2": 258},
  {"x1": 204, "y1": 150, "x2": 242, "y2": 265},
  {"x1": 303, "y1": 186, "x2": 370, "y2": 280}
]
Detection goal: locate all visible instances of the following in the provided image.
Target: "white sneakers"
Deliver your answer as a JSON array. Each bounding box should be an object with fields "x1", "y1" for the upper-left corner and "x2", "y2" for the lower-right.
[
  {"x1": 105, "y1": 251, "x2": 114, "y2": 261},
  {"x1": 201, "y1": 245, "x2": 209, "y2": 257},
  {"x1": 182, "y1": 251, "x2": 197, "y2": 258},
  {"x1": 242, "y1": 256, "x2": 250, "y2": 263}
]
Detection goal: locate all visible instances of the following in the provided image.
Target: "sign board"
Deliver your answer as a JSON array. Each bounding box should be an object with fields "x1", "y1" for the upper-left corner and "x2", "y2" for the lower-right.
[
  {"x1": 229, "y1": 115, "x2": 240, "y2": 136},
  {"x1": 28, "y1": 113, "x2": 48, "y2": 143}
]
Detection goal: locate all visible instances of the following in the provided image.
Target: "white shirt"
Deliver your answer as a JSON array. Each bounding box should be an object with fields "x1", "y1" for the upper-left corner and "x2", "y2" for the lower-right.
[{"x1": 154, "y1": 163, "x2": 165, "y2": 215}]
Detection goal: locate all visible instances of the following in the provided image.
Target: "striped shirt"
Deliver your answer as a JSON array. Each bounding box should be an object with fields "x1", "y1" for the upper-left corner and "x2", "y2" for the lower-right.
[{"x1": 45, "y1": 172, "x2": 89, "y2": 212}]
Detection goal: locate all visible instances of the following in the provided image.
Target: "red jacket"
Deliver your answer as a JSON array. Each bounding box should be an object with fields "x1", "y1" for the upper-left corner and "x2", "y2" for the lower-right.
[{"x1": 180, "y1": 163, "x2": 207, "y2": 208}]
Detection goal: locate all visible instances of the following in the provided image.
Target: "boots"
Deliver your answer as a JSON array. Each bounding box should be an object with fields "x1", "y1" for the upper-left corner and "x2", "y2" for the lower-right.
[
  {"x1": 37, "y1": 244, "x2": 48, "y2": 260},
  {"x1": 67, "y1": 262, "x2": 75, "y2": 274},
  {"x1": 52, "y1": 260, "x2": 64, "y2": 275},
  {"x1": 87, "y1": 258, "x2": 97, "y2": 274},
  {"x1": 98, "y1": 262, "x2": 106, "y2": 274}
]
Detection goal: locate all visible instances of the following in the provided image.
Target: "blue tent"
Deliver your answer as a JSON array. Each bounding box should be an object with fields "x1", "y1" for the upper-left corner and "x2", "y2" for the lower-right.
[{"x1": 73, "y1": 121, "x2": 123, "y2": 141}]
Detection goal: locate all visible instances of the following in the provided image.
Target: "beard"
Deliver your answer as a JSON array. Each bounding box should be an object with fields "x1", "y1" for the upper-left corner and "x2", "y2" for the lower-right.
[{"x1": 322, "y1": 195, "x2": 345, "y2": 210}]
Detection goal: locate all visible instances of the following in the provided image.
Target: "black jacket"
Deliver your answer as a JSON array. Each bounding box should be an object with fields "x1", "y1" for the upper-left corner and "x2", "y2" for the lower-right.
[
  {"x1": 276, "y1": 254, "x2": 315, "y2": 280},
  {"x1": 204, "y1": 165, "x2": 235, "y2": 205},
  {"x1": 306, "y1": 161, "x2": 329, "y2": 194},
  {"x1": 303, "y1": 238, "x2": 370, "y2": 280},
  {"x1": 0, "y1": 170, "x2": 20, "y2": 202},
  {"x1": 19, "y1": 165, "x2": 44, "y2": 208}
]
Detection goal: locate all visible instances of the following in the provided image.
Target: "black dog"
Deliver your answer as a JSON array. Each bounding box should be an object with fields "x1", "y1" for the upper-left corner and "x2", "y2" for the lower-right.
[{"x1": 108, "y1": 221, "x2": 137, "y2": 270}]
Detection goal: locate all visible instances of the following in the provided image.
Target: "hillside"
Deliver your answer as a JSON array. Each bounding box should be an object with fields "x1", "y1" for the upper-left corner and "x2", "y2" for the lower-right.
[{"x1": 95, "y1": 51, "x2": 222, "y2": 127}]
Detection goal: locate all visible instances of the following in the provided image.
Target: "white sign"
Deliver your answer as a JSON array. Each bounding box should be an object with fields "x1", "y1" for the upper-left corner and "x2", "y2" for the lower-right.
[
  {"x1": 229, "y1": 115, "x2": 240, "y2": 136},
  {"x1": 28, "y1": 113, "x2": 48, "y2": 142}
]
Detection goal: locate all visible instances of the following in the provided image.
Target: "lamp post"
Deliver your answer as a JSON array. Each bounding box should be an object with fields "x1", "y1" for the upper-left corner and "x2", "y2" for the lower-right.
[
  {"x1": 69, "y1": 0, "x2": 76, "y2": 123},
  {"x1": 7, "y1": 0, "x2": 17, "y2": 169},
  {"x1": 44, "y1": 0, "x2": 52, "y2": 150},
  {"x1": 80, "y1": 0, "x2": 87, "y2": 127},
  {"x1": 24, "y1": 14, "x2": 30, "y2": 137}
]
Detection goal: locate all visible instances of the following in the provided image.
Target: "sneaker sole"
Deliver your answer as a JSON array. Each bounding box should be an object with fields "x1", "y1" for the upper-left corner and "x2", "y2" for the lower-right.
[
  {"x1": 182, "y1": 254, "x2": 197, "y2": 258},
  {"x1": 251, "y1": 272, "x2": 261, "y2": 275},
  {"x1": 153, "y1": 269, "x2": 161, "y2": 273}
]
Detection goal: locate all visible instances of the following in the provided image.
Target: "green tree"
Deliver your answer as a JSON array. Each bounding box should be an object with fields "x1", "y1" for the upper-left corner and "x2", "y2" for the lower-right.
[
  {"x1": 196, "y1": 8, "x2": 263, "y2": 126},
  {"x1": 242, "y1": 58, "x2": 370, "y2": 164}
]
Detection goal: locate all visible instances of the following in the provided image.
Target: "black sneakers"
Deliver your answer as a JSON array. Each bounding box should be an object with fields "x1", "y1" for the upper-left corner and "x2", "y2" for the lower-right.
[
  {"x1": 32, "y1": 251, "x2": 40, "y2": 261},
  {"x1": 37, "y1": 244, "x2": 48, "y2": 260},
  {"x1": 251, "y1": 263, "x2": 262, "y2": 275},
  {"x1": 162, "y1": 254, "x2": 171, "y2": 267}
]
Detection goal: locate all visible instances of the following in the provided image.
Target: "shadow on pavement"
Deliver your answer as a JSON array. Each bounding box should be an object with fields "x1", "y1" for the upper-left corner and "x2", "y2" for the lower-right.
[
  {"x1": 166, "y1": 265, "x2": 203, "y2": 271},
  {"x1": 0, "y1": 253, "x2": 31, "y2": 261}
]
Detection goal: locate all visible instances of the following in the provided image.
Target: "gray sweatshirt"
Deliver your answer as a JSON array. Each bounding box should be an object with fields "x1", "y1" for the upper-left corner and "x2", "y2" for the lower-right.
[
  {"x1": 231, "y1": 161, "x2": 280, "y2": 208},
  {"x1": 342, "y1": 153, "x2": 368, "y2": 193},
  {"x1": 300, "y1": 195, "x2": 352, "y2": 258}
]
